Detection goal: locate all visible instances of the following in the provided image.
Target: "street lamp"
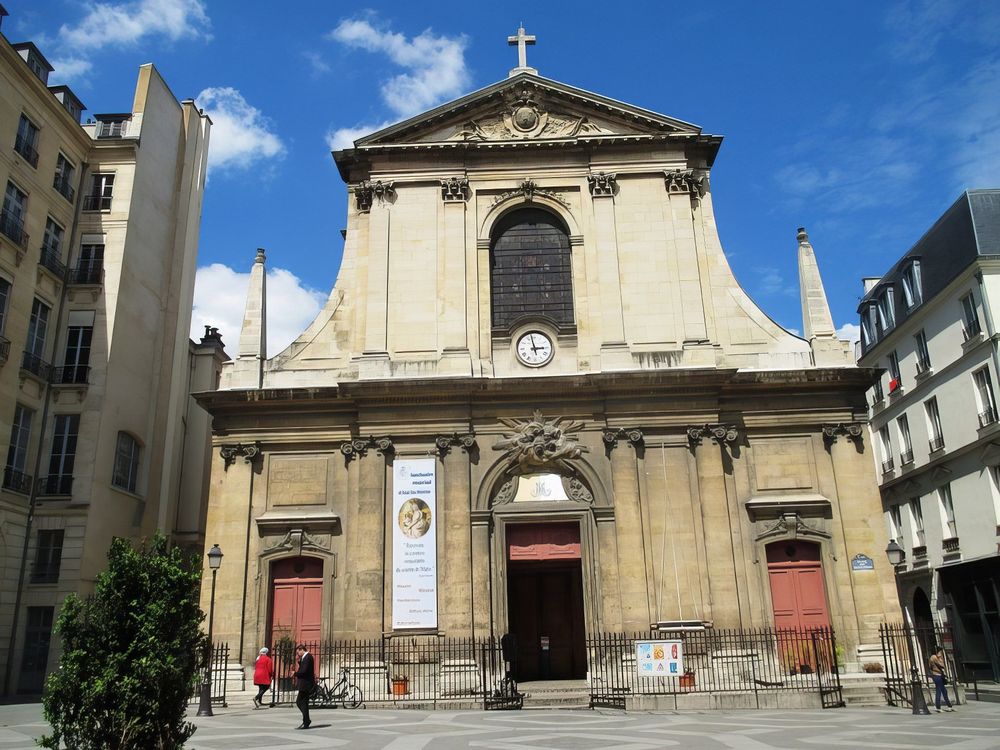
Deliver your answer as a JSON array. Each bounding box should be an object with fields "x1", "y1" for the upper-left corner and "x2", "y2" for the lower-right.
[
  {"x1": 884, "y1": 541, "x2": 930, "y2": 715},
  {"x1": 197, "y1": 544, "x2": 224, "y2": 718}
]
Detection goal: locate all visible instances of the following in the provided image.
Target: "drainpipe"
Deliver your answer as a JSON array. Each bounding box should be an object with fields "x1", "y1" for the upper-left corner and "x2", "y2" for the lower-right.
[{"x1": 3, "y1": 160, "x2": 89, "y2": 696}]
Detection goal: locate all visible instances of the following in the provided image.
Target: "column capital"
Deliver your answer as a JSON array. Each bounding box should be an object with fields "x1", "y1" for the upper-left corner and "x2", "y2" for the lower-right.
[
  {"x1": 440, "y1": 177, "x2": 469, "y2": 202},
  {"x1": 686, "y1": 424, "x2": 739, "y2": 446},
  {"x1": 434, "y1": 432, "x2": 477, "y2": 457},
  {"x1": 821, "y1": 422, "x2": 864, "y2": 445},
  {"x1": 602, "y1": 427, "x2": 644, "y2": 449},
  {"x1": 220, "y1": 441, "x2": 263, "y2": 469},
  {"x1": 340, "y1": 435, "x2": 394, "y2": 461},
  {"x1": 664, "y1": 169, "x2": 709, "y2": 201},
  {"x1": 587, "y1": 171, "x2": 618, "y2": 197},
  {"x1": 354, "y1": 179, "x2": 395, "y2": 212}
]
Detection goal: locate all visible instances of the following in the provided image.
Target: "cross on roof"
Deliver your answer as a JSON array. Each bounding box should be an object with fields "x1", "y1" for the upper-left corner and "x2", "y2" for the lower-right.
[{"x1": 507, "y1": 25, "x2": 537, "y2": 77}]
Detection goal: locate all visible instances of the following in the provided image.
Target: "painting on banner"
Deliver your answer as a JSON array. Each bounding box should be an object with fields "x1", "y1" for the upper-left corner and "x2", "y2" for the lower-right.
[{"x1": 392, "y1": 458, "x2": 437, "y2": 629}]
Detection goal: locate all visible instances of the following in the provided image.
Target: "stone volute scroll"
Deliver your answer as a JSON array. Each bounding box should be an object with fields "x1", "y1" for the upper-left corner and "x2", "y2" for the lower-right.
[
  {"x1": 433, "y1": 432, "x2": 477, "y2": 457},
  {"x1": 493, "y1": 410, "x2": 588, "y2": 475},
  {"x1": 220, "y1": 441, "x2": 262, "y2": 470},
  {"x1": 686, "y1": 424, "x2": 739, "y2": 447},
  {"x1": 821, "y1": 422, "x2": 864, "y2": 446},
  {"x1": 602, "y1": 427, "x2": 644, "y2": 457},
  {"x1": 340, "y1": 435, "x2": 394, "y2": 462}
]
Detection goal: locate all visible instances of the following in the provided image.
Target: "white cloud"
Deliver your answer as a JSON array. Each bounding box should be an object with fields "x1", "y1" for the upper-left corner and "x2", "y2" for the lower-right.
[
  {"x1": 49, "y1": 57, "x2": 93, "y2": 83},
  {"x1": 196, "y1": 87, "x2": 285, "y2": 173},
  {"x1": 58, "y1": 0, "x2": 210, "y2": 50},
  {"x1": 837, "y1": 322, "x2": 861, "y2": 345},
  {"x1": 303, "y1": 51, "x2": 331, "y2": 76},
  {"x1": 755, "y1": 267, "x2": 797, "y2": 298},
  {"x1": 191, "y1": 263, "x2": 326, "y2": 356},
  {"x1": 329, "y1": 18, "x2": 470, "y2": 118},
  {"x1": 326, "y1": 121, "x2": 393, "y2": 151}
]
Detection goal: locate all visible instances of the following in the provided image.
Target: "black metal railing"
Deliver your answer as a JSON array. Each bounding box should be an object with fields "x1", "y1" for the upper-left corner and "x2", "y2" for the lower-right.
[
  {"x1": 879, "y1": 623, "x2": 964, "y2": 708},
  {"x1": 881, "y1": 457, "x2": 895, "y2": 473},
  {"x1": 587, "y1": 627, "x2": 843, "y2": 710},
  {"x1": 963, "y1": 319, "x2": 982, "y2": 341},
  {"x1": 900, "y1": 449, "x2": 914, "y2": 465},
  {"x1": 82, "y1": 194, "x2": 111, "y2": 211},
  {"x1": 52, "y1": 365, "x2": 90, "y2": 385},
  {"x1": 53, "y1": 174, "x2": 76, "y2": 203},
  {"x1": 915, "y1": 356, "x2": 931, "y2": 375},
  {"x1": 20, "y1": 351, "x2": 51, "y2": 381},
  {"x1": 14, "y1": 133, "x2": 39, "y2": 167},
  {"x1": 0, "y1": 335, "x2": 9, "y2": 364},
  {"x1": 191, "y1": 642, "x2": 229, "y2": 706},
  {"x1": 0, "y1": 209, "x2": 29, "y2": 249},
  {"x1": 2, "y1": 466, "x2": 33, "y2": 494},
  {"x1": 978, "y1": 407, "x2": 998, "y2": 428},
  {"x1": 37, "y1": 474, "x2": 73, "y2": 497},
  {"x1": 39, "y1": 244, "x2": 67, "y2": 278},
  {"x1": 929, "y1": 436, "x2": 945, "y2": 452},
  {"x1": 942, "y1": 537, "x2": 961, "y2": 553},
  {"x1": 268, "y1": 636, "x2": 516, "y2": 708},
  {"x1": 69, "y1": 262, "x2": 103, "y2": 286}
]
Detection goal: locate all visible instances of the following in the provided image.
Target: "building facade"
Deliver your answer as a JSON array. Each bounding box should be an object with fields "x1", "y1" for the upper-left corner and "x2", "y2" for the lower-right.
[
  {"x1": 857, "y1": 189, "x2": 1000, "y2": 682},
  {"x1": 199, "y1": 48, "x2": 899, "y2": 681},
  {"x1": 0, "y1": 15, "x2": 220, "y2": 695}
]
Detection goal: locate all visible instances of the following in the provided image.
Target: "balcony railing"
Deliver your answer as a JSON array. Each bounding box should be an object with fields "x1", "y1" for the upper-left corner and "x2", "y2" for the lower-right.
[
  {"x1": 0, "y1": 209, "x2": 29, "y2": 249},
  {"x1": 39, "y1": 243, "x2": 67, "y2": 279},
  {"x1": 52, "y1": 365, "x2": 90, "y2": 385},
  {"x1": 0, "y1": 335, "x2": 9, "y2": 364},
  {"x1": 37, "y1": 474, "x2": 73, "y2": 497},
  {"x1": 929, "y1": 436, "x2": 945, "y2": 452},
  {"x1": 82, "y1": 194, "x2": 112, "y2": 211},
  {"x1": 30, "y1": 563, "x2": 60, "y2": 584},
  {"x1": 14, "y1": 133, "x2": 39, "y2": 167},
  {"x1": 963, "y1": 318, "x2": 982, "y2": 341},
  {"x1": 978, "y1": 407, "x2": 998, "y2": 429},
  {"x1": 20, "y1": 351, "x2": 52, "y2": 381},
  {"x1": 915, "y1": 356, "x2": 931, "y2": 375},
  {"x1": 912, "y1": 544, "x2": 928, "y2": 559},
  {"x1": 942, "y1": 537, "x2": 961, "y2": 554},
  {"x1": 53, "y1": 173, "x2": 76, "y2": 203},
  {"x1": 69, "y1": 262, "x2": 103, "y2": 286},
  {"x1": 881, "y1": 457, "x2": 895, "y2": 474},
  {"x1": 2, "y1": 466, "x2": 33, "y2": 494},
  {"x1": 900, "y1": 449, "x2": 914, "y2": 465}
]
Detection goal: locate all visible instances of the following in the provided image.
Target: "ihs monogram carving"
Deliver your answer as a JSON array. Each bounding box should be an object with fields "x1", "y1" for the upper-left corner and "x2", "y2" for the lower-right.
[
  {"x1": 493, "y1": 410, "x2": 588, "y2": 475},
  {"x1": 354, "y1": 179, "x2": 395, "y2": 212}
]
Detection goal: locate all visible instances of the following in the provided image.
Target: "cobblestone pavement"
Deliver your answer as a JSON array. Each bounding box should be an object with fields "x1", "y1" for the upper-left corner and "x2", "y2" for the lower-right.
[{"x1": 2, "y1": 700, "x2": 1000, "y2": 749}]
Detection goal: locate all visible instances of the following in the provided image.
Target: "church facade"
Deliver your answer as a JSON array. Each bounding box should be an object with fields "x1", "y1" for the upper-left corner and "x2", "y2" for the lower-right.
[{"x1": 199, "y1": 47, "x2": 899, "y2": 678}]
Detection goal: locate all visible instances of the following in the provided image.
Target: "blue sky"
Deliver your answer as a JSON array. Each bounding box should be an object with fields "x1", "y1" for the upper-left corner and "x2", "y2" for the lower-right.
[{"x1": 7, "y1": 0, "x2": 1000, "y2": 353}]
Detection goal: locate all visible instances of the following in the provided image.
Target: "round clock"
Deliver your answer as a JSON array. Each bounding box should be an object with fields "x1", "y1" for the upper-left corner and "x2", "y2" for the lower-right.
[{"x1": 515, "y1": 331, "x2": 554, "y2": 367}]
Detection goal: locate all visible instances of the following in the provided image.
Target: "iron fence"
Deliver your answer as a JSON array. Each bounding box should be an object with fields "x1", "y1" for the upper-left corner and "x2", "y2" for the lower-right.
[
  {"x1": 191, "y1": 642, "x2": 229, "y2": 706},
  {"x1": 588, "y1": 627, "x2": 843, "y2": 709},
  {"x1": 267, "y1": 636, "x2": 519, "y2": 709},
  {"x1": 878, "y1": 622, "x2": 962, "y2": 707}
]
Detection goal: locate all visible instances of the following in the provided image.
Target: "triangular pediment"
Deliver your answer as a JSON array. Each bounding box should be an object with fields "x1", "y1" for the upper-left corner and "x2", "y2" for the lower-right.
[{"x1": 352, "y1": 73, "x2": 705, "y2": 148}]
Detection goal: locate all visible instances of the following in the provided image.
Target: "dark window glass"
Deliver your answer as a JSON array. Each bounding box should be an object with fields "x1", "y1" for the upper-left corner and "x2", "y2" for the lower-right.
[
  {"x1": 113, "y1": 432, "x2": 140, "y2": 493},
  {"x1": 32, "y1": 530, "x2": 64, "y2": 583}
]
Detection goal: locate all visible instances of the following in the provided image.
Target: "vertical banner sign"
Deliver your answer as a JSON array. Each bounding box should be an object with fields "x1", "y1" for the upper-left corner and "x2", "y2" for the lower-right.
[{"x1": 392, "y1": 458, "x2": 437, "y2": 629}]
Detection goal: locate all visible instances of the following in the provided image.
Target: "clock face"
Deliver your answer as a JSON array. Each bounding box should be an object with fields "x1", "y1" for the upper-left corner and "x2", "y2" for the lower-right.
[{"x1": 515, "y1": 331, "x2": 554, "y2": 366}]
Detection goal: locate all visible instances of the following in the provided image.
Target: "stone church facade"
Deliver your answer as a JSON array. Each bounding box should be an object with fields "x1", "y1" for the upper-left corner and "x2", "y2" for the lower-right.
[{"x1": 199, "y1": 54, "x2": 899, "y2": 677}]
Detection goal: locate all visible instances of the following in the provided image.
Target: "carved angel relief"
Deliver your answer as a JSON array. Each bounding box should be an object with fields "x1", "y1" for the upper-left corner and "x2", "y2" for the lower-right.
[
  {"x1": 493, "y1": 410, "x2": 589, "y2": 475},
  {"x1": 448, "y1": 88, "x2": 610, "y2": 142}
]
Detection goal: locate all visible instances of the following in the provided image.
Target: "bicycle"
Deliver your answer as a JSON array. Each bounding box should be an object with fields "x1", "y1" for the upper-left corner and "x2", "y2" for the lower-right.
[{"x1": 310, "y1": 666, "x2": 364, "y2": 708}]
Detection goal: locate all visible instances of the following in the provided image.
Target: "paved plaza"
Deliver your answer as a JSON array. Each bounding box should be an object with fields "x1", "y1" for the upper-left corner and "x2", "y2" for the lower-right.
[{"x1": 2, "y1": 700, "x2": 1000, "y2": 749}]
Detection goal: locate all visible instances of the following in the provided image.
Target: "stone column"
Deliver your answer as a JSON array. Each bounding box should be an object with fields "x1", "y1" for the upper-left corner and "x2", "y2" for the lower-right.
[
  {"x1": 606, "y1": 428, "x2": 651, "y2": 631},
  {"x1": 359, "y1": 181, "x2": 394, "y2": 376},
  {"x1": 588, "y1": 173, "x2": 630, "y2": 369},
  {"x1": 439, "y1": 179, "x2": 472, "y2": 375},
  {"x1": 470, "y1": 512, "x2": 492, "y2": 638}
]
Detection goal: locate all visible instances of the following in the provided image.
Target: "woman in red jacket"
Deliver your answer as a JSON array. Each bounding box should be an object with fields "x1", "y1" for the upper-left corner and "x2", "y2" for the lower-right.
[{"x1": 252, "y1": 647, "x2": 274, "y2": 708}]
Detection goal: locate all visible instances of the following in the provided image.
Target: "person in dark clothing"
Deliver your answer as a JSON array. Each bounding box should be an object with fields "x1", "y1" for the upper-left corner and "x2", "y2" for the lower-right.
[{"x1": 293, "y1": 644, "x2": 315, "y2": 729}]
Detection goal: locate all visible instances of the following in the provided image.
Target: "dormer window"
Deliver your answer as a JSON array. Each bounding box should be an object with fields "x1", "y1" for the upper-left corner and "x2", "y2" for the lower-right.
[
  {"x1": 12, "y1": 43, "x2": 53, "y2": 86},
  {"x1": 861, "y1": 303, "x2": 877, "y2": 347},
  {"x1": 95, "y1": 115, "x2": 130, "y2": 139},
  {"x1": 900, "y1": 260, "x2": 922, "y2": 309},
  {"x1": 875, "y1": 287, "x2": 895, "y2": 337},
  {"x1": 49, "y1": 86, "x2": 85, "y2": 124}
]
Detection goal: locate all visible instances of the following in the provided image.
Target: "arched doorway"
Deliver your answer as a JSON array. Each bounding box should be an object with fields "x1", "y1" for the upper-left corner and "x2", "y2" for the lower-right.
[
  {"x1": 766, "y1": 540, "x2": 831, "y2": 630},
  {"x1": 268, "y1": 556, "x2": 323, "y2": 646},
  {"x1": 490, "y1": 208, "x2": 574, "y2": 331}
]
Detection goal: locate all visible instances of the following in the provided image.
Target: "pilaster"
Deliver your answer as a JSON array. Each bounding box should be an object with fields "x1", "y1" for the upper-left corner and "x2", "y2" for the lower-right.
[
  {"x1": 438, "y1": 178, "x2": 472, "y2": 375},
  {"x1": 588, "y1": 173, "x2": 630, "y2": 370}
]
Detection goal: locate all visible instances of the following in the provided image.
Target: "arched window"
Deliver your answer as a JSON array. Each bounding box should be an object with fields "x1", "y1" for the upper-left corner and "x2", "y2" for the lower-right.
[
  {"x1": 112, "y1": 432, "x2": 140, "y2": 493},
  {"x1": 490, "y1": 208, "x2": 574, "y2": 331}
]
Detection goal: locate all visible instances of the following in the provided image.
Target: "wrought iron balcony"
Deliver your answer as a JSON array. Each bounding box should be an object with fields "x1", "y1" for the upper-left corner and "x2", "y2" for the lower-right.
[
  {"x1": 69, "y1": 262, "x2": 103, "y2": 286},
  {"x1": 0, "y1": 209, "x2": 29, "y2": 249},
  {"x1": 942, "y1": 537, "x2": 961, "y2": 554},
  {"x1": 20, "y1": 351, "x2": 51, "y2": 381},
  {"x1": 978, "y1": 407, "x2": 998, "y2": 429},
  {"x1": 37, "y1": 474, "x2": 73, "y2": 497},
  {"x1": 881, "y1": 457, "x2": 895, "y2": 474},
  {"x1": 912, "y1": 545, "x2": 927, "y2": 559},
  {"x1": 30, "y1": 563, "x2": 60, "y2": 584},
  {"x1": 52, "y1": 365, "x2": 89, "y2": 385},
  {"x1": 82, "y1": 194, "x2": 112, "y2": 211},
  {"x1": 2, "y1": 466, "x2": 33, "y2": 494},
  {"x1": 0, "y1": 335, "x2": 9, "y2": 364},
  {"x1": 14, "y1": 133, "x2": 38, "y2": 167},
  {"x1": 963, "y1": 319, "x2": 982, "y2": 341},
  {"x1": 39, "y1": 243, "x2": 67, "y2": 278},
  {"x1": 53, "y1": 173, "x2": 76, "y2": 203},
  {"x1": 929, "y1": 436, "x2": 945, "y2": 452},
  {"x1": 899, "y1": 449, "x2": 914, "y2": 465}
]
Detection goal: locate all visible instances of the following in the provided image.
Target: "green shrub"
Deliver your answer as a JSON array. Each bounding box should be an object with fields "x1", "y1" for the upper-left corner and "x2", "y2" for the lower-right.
[{"x1": 40, "y1": 535, "x2": 207, "y2": 749}]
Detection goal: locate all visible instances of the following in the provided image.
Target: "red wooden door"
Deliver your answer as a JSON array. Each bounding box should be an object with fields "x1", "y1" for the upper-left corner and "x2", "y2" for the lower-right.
[
  {"x1": 766, "y1": 541, "x2": 830, "y2": 630},
  {"x1": 269, "y1": 557, "x2": 323, "y2": 646}
]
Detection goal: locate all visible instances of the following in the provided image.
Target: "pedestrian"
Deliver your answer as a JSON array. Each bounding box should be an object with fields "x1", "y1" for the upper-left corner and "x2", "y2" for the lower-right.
[
  {"x1": 252, "y1": 647, "x2": 274, "y2": 708},
  {"x1": 928, "y1": 645, "x2": 954, "y2": 712},
  {"x1": 293, "y1": 644, "x2": 315, "y2": 729}
]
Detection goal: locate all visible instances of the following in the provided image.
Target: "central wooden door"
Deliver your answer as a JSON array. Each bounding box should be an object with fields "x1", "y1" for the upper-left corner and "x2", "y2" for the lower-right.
[
  {"x1": 269, "y1": 556, "x2": 323, "y2": 646},
  {"x1": 766, "y1": 541, "x2": 830, "y2": 630}
]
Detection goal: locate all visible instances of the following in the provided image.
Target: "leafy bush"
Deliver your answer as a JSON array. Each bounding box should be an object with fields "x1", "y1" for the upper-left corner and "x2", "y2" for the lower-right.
[{"x1": 40, "y1": 535, "x2": 207, "y2": 749}]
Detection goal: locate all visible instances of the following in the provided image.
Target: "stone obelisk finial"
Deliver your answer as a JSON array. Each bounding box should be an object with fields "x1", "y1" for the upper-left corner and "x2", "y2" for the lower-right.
[
  {"x1": 797, "y1": 227, "x2": 836, "y2": 340},
  {"x1": 233, "y1": 247, "x2": 267, "y2": 388}
]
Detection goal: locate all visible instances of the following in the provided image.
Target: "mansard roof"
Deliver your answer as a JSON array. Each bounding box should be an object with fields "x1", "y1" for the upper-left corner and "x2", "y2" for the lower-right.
[{"x1": 333, "y1": 71, "x2": 722, "y2": 179}]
